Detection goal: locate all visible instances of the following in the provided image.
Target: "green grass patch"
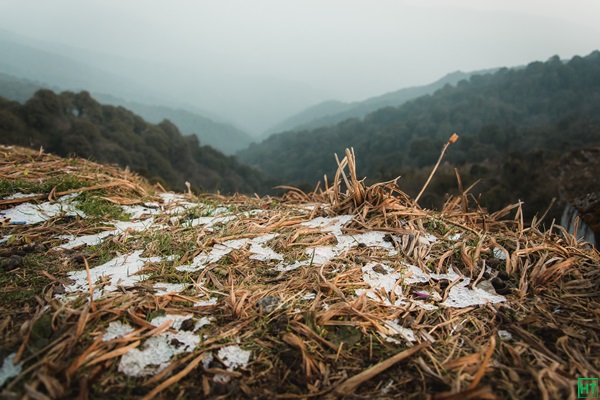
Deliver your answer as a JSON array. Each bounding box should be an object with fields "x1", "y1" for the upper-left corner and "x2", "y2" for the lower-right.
[
  {"x1": 141, "y1": 230, "x2": 192, "y2": 258},
  {"x1": 144, "y1": 262, "x2": 191, "y2": 284},
  {"x1": 74, "y1": 191, "x2": 129, "y2": 221},
  {"x1": 0, "y1": 175, "x2": 89, "y2": 198},
  {"x1": 0, "y1": 252, "x2": 62, "y2": 309},
  {"x1": 423, "y1": 216, "x2": 451, "y2": 236}
]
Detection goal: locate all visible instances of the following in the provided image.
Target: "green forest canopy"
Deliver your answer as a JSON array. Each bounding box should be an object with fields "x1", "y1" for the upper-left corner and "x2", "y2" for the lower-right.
[
  {"x1": 238, "y1": 52, "x2": 600, "y2": 221},
  {"x1": 0, "y1": 90, "x2": 275, "y2": 194}
]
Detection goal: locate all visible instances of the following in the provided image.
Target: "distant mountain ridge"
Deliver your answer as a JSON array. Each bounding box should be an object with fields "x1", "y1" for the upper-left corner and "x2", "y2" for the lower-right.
[
  {"x1": 0, "y1": 31, "x2": 253, "y2": 154},
  {"x1": 263, "y1": 69, "x2": 498, "y2": 137}
]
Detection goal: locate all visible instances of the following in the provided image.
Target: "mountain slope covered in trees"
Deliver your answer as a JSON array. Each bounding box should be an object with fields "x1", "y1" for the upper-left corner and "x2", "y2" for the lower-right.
[
  {"x1": 263, "y1": 69, "x2": 496, "y2": 137},
  {"x1": 93, "y1": 94, "x2": 254, "y2": 155},
  {"x1": 239, "y1": 52, "x2": 600, "y2": 220},
  {"x1": 0, "y1": 89, "x2": 275, "y2": 194},
  {"x1": 0, "y1": 72, "x2": 253, "y2": 155}
]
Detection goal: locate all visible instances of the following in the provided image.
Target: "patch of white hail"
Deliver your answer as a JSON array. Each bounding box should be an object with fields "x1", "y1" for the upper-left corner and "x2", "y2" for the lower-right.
[
  {"x1": 188, "y1": 215, "x2": 237, "y2": 229},
  {"x1": 153, "y1": 283, "x2": 188, "y2": 296},
  {"x1": 493, "y1": 247, "x2": 507, "y2": 260},
  {"x1": 202, "y1": 345, "x2": 252, "y2": 383},
  {"x1": 116, "y1": 314, "x2": 205, "y2": 377},
  {"x1": 0, "y1": 353, "x2": 23, "y2": 388},
  {"x1": 195, "y1": 317, "x2": 213, "y2": 330},
  {"x1": 56, "y1": 206, "x2": 163, "y2": 250},
  {"x1": 150, "y1": 314, "x2": 193, "y2": 330},
  {"x1": 178, "y1": 234, "x2": 282, "y2": 272},
  {"x1": 448, "y1": 233, "x2": 461, "y2": 241},
  {"x1": 357, "y1": 261, "x2": 506, "y2": 309},
  {"x1": 103, "y1": 321, "x2": 135, "y2": 341},
  {"x1": 157, "y1": 193, "x2": 183, "y2": 203},
  {"x1": 306, "y1": 246, "x2": 338, "y2": 265},
  {"x1": 176, "y1": 203, "x2": 237, "y2": 229},
  {"x1": 418, "y1": 233, "x2": 438, "y2": 246},
  {"x1": 343, "y1": 231, "x2": 396, "y2": 250},
  {"x1": 218, "y1": 345, "x2": 251, "y2": 370},
  {"x1": 357, "y1": 262, "x2": 404, "y2": 305},
  {"x1": 248, "y1": 233, "x2": 282, "y2": 261},
  {"x1": 498, "y1": 330, "x2": 513, "y2": 341},
  {"x1": 194, "y1": 298, "x2": 218, "y2": 307},
  {"x1": 381, "y1": 320, "x2": 416, "y2": 343},
  {"x1": 1, "y1": 193, "x2": 84, "y2": 225},
  {"x1": 177, "y1": 238, "x2": 249, "y2": 272},
  {"x1": 64, "y1": 250, "x2": 174, "y2": 299},
  {"x1": 301, "y1": 215, "x2": 355, "y2": 236},
  {"x1": 440, "y1": 277, "x2": 506, "y2": 308},
  {"x1": 56, "y1": 231, "x2": 113, "y2": 250},
  {"x1": 118, "y1": 331, "x2": 200, "y2": 377},
  {"x1": 2, "y1": 192, "x2": 39, "y2": 200},
  {"x1": 274, "y1": 216, "x2": 407, "y2": 272},
  {"x1": 121, "y1": 204, "x2": 162, "y2": 220},
  {"x1": 302, "y1": 293, "x2": 316, "y2": 300},
  {"x1": 401, "y1": 262, "x2": 433, "y2": 284}
]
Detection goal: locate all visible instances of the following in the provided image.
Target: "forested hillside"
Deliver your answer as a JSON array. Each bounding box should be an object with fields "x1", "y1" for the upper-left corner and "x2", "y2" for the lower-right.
[
  {"x1": 263, "y1": 70, "x2": 496, "y2": 137},
  {"x1": 0, "y1": 89, "x2": 275, "y2": 194},
  {"x1": 92, "y1": 95, "x2": 254, "y2": 155},
  {"x1": 0, "y1": 72, "x2": 253, "y2": 155},
  {"x1": 239, "y1": 52, "x2": 600, "y2": 220}
]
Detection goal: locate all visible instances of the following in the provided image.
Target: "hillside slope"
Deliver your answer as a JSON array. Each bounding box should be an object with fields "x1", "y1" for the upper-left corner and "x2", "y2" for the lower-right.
[
  {"x1": 0, "y1": 72, "x2": 253, "y2": 155},
  {"x1": 0, "y1": 89, "x2": 274, "y2": 194},
  {"x1": 93, "y1": 94, "x2": 254, "y2": 155},
  {"x1": 264, "y1": 70, "x2": 495, "y2": 136},
  {"x1": 239, "y1": 52, "x2": 600, "y2": 220}
]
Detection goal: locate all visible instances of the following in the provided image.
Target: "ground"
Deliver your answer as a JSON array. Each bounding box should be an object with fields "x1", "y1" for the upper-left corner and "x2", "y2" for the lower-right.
[{"x1": 0, "y1": 145, "x2": 598, "y2": 399}]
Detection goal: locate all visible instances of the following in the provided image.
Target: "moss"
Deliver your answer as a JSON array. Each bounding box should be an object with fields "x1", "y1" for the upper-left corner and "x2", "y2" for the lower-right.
[
  {"x1": 0, "y1": 175, "x2": 89, "y2": 198},
  {"x1": 0, "y1": 251, "x2": 62, "y2": 309},
  {"x1": 423, "y1": 216, "x2": 451, "y2": 236},
  {"x1": 74, "y1": 191, "x2": 128, "y2": 221}
]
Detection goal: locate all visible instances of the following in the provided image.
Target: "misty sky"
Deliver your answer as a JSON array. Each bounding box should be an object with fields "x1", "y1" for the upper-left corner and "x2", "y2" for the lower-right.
[{"x1": 1, "y1": 0, "x2": 599, "y2": 133}]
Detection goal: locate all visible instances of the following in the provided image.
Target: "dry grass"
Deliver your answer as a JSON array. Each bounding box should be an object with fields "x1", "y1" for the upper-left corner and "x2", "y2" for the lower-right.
[{"x1": 0, "y1": 144, "x2": 598, "y2": 399}]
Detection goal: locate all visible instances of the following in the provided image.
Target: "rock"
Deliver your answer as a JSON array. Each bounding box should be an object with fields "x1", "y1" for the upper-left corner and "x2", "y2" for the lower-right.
[
  {"x1": 0, "y1": 255, "x2": 23, "y2": 271},
  {"x1": 497, "y1": 270, "x2": 509, "y2": 281},
  {"x1": 561, "y1": 200, "x2": 598, "y2": 247},
  {"x1": 180, "y1": 318, "x2": 195, "y2": 331},
  {"x1": 257, "y1": 296, "x2": 282, "y2": 314},
  {"x1": 557, "y1": 147, "x2": 600, "y2": 247}
]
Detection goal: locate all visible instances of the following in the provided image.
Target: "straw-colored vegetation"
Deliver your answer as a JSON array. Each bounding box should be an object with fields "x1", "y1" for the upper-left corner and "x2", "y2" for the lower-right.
[{"x1": 0, "y1": 143, "x2": 598, "y2": 399}]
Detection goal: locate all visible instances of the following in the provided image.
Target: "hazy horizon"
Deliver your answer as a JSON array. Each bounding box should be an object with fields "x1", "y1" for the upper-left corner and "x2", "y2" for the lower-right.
[{"x1": 1, "y1": 0, "x2": 599, "y2": 134}]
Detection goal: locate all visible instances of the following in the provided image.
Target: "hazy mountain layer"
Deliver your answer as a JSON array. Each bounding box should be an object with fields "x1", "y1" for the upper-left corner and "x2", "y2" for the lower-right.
[
  {"x1": 0, "y1": 31, "x2": 258, "y2": 154},
  {"x1": 0, "y1": 29, "x2": 330, "y2": 135},
  {"x1": 93, "y1": 94, "x2": 254, "y2": 155},
  {"x1": 263, "y1": 69, "x2": 498, "y2": 137}
]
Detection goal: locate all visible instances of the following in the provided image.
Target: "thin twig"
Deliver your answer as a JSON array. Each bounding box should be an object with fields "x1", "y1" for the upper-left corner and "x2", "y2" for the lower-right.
[{"x1": 415, "y1": 133, "x2": 459, "y2": 204}]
